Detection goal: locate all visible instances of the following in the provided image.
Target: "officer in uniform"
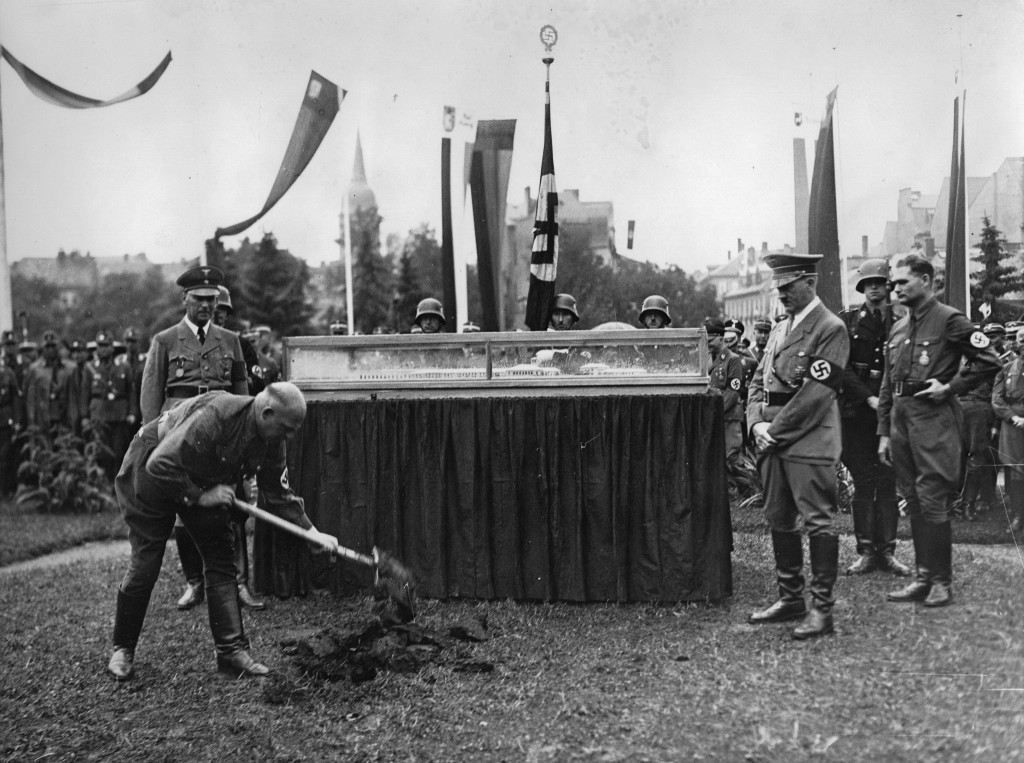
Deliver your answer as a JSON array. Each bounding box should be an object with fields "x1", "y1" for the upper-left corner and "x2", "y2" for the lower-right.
[
  {"x1": 878, "y1": 254, "x2": 1002, "y2": 608},
  {"x1": 66, "y1": 340, "x2": 94, "y2": 439},
  {"x1": 89, "y1": 331, "x2": 138, "y2": 480},
  {"x1": 24, "y1": 331, "x2": 73, "y2": 438},
  {"x1": 414, "y1": 298, "x2": 446, "y2": 334},
  {"x1": 106, "y1": 383, "x2": 338, "y2": 682},
  {"x1": 122, "y1": 327, "x2": 146, "y2": 438},
  {"x1": 18, "y1": 340, "x2": 39, "y2": 366},
  {"x1": 838, "y1": 258, "x2": 911, "y2": 576},
  {"x1": 1, "y1": 330, "x2": 23, "y2": 387},
  {"x1": 549, "y1": 294, "x2": 580, "y2": 331},
  {"x1": 706, "y1": 318, "x2": 746, "y2": 490},
  {"x1": 992, "y1": 325, "x2": 1024, "y2": 534},
  {"x1": 0, "y1": 353, "x2": 22, "y2": 497},
  {"x1": 751, "y1": 318, "x2": 772, "y2": 364},
  {"x1": 957, "y1": 322, "x2": 1007, "y2": 520},
  {"x1": 140, "y1": 265, "x2": 248, "y2": 610},
  {"x1": 639, "y1": 296, "x2": 671, "y2": 329},
  {"x1": 747, "y1": 253, "x2": 849, "y2": 640}
]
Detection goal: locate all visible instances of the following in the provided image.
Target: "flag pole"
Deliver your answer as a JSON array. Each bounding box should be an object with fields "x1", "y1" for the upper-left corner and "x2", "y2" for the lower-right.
[
  {"x1": 0, "y1": 59, "x2": 12, "y2": 333},
  {"x1": 343, "y1": 188, "x2": 354, "y2": 335}
]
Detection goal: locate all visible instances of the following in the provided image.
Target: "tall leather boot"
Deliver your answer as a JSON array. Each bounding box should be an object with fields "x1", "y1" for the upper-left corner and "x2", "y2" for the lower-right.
[
  {"x1": 793, "y1": 534, "x2": 838, "y2": 640},
  {"x1": 1009, "y1": 479, "x2": 1024, "y2": 534},
  {"x1": 233, "y1": 521, "x2": 265, "y2": 610},
  {"x1": 206, "y1": 582, "x2": 270, "y2": 677},
  {"x1": 887, "y1": 516, "x2": 931, "y2": 602},
  {"x1": 107, "y1": 589, "x2": 151, "y2": 681},
  {"x1": 845, "y1": 491, "x2": 877, "y2": 575},
  {"x1": 748, "y1": 531, "x2": 806, "y2": 624},
  {"x1": 923, "y1": 521, "x2": 953, "y2": 608},
  {"x1": 875, "y1": 492, "x2": 911, "y2": 577},
  {"x1": 175, "y1": 528, "x2": 206, "y2": 610}
]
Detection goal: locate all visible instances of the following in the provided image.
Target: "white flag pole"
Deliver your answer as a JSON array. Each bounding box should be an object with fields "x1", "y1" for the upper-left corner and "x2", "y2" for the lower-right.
[
  {"x1": 343, "y1": 189, "x2": 354, "y2": 335},
  {"x1": 0, "y1": 64, "x2": 12, "y2": 333}
]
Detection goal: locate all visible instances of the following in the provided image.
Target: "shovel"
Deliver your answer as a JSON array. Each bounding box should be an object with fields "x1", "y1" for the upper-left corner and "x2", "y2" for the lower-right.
[{"x1": 232, "y1": 498, "x2": 416, "y2": 621}]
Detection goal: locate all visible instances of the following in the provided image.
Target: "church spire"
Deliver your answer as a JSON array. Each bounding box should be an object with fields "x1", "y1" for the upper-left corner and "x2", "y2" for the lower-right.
[{"x1": 348, "y1": 131, "x2": 376, "y2": 213}]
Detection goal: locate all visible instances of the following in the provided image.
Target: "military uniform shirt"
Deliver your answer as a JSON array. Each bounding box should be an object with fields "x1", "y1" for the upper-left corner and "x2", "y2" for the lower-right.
[
  {"x1": 90, "y1": 359, "x2": 136, "y2": 422},
  {"x1": 708, "y1": 347, "x2": 745, "y2": 421}
]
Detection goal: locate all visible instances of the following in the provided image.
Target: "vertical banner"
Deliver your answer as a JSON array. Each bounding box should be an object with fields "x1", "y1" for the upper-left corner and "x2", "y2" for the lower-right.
[
  {"x1": 440, "y1": 135, "x2": 457, "y2": 329},
  {"x1": 627, "y1": 220, "x2": 635, "y2": 250},
  {"x1": 525, "y1": 64, "x2": 558, "y2": 332},
  {"x1": 943, "y1": 94, "x2": 968, "y2": 312},
  {"x1": 808, "y1": 86, "x2": 842, "y2": 312},
  {"x1": 469, "y1": 120, "x2": 516, "y2": 332}
]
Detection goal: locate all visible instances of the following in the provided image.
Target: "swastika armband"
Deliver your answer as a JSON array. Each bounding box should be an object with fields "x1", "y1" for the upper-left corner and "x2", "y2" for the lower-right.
[
  {"x1": 729, "y1": 378, "x2": 741, "y2": 391},
  {"x1": 803, "y1": 356, "x2": 844, "y2": 391},
  {"x1": 968, "y1": 331, "x2": 990, "y2": 349}
]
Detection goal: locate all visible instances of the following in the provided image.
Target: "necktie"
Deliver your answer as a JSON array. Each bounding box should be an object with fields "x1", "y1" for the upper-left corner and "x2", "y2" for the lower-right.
[{"x1": 197, "y1": 326, "x2": 206, "y2": 345}]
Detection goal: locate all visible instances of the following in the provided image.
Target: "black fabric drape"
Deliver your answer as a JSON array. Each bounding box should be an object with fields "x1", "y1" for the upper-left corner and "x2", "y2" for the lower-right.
[{"x1": 254, "y1": 393, "x2": 732, "y2": 602}]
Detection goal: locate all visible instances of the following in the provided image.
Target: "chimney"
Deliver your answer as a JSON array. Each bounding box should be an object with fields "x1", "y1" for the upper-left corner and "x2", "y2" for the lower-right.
[
  {"x1": 525, "y1": 186, "x2": 531, "y2": 209},
  {"x1": 737, "y1": 238, "x2": 743, "y2": 254},
  {"x1": 925, "y1": 237, "x2": 935, "y2": 259},
  {"x1": 862, "y1": 235, "x2": 868, "y2": 257},
  {"x1": 761, "y1": 242, "x2": 768, "y2": 253}
]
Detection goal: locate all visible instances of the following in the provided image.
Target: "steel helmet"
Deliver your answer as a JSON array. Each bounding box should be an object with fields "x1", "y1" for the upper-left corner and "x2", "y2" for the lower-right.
[
  {"x1": 414, "y1": 297, "x2": 446, "y2": 326},
  {"x1": 856, "y1": 258, "x2": 890, "y2": 293},
  {"x1": 551, "y1": 293, "x2": 579, "y2": 322},
  {"x1": 639, "y1": 295, "x2": 672, "y2": 325},
  {"x1": 217, "y1": 285, "x2": 233, "y2": 313}
]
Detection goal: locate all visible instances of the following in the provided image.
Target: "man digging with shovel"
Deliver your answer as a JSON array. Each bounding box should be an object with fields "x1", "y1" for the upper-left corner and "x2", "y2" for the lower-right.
[{"x1": 106, "y1": 382, "x2": 339, "y2": 681}]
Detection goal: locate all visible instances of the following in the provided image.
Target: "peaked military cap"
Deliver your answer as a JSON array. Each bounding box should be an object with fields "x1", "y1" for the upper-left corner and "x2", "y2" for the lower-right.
[
  {"x1": 753, "y1": 317, "x2": 773, "y2": 331},
  {"x1": 982, "y1": 323, "x2": 1006, "y2": 336},
  {"x1": 176, "y1": 266, "x2": 224, "y2": 297},
  {"x1": 42, "y1": 330, "x2": 59, "y2": 347},
  {"x1": 1, "y1": 330, "x2": 16, "y2": 345},
  {"x1": 19, "y1": 341, "x2": 38, "y2": 353},
  {"x1": 69, "y1": 340, "x2": 86, "y2": 352},
  {"x1": 123, "y1": 327, "x2": 140, "y2": 342},
  {"x1": 95, "y1": 331, "x2": 113, "y2": 346},
  {"x1": 723, "y1": 319, "x2": 745, "y2": 335},
  {"x1": 762, "y1": 253, "x2": 823, "y2": 289},
  {"x1": 703, "y1": 318, "x2": 727, "y2": 336}
]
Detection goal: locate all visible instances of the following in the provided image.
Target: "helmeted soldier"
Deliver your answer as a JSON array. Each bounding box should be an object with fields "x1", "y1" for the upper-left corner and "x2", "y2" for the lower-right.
[
  {"x1": 878, "y1": 254, "x2": 1003, "y2": 608},
  {"x1": 23, "y1": 331, "x2": 73, "y2": 437},
  {"x1": 837, "y1": 258, "x2": 911, "y2": 576},
  {"x1": 747, "y1": 253, "x2": 849, "y2": 640},
  {"x1": 549, "y1": 293, "x2": 579, "y2": 331},
  {"x1": 414, "y1": 298, "x2": 446, "y2": 334},
  {"x1": 140, "y1": 265, "x2": 249, "y2": 611},
  {"x1": 639, "y1": 295, "x2": 671, "y2": 329},
  {"x1": 89, "y1": 331, "x2": 138, "y2": 479}
]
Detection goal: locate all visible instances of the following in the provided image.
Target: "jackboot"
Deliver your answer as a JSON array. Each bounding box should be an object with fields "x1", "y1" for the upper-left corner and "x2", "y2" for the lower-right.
[
  {"x1": 233, "y1": 521, "x2": 265, "y2": 610},
  {"x1": 1008, "y1": 480, "x2": 1024, "y2": 534},
  {"x1": 175, "y1": 528, "x2": 205, "y2": 610},
  {"x1": 875, "y1": 494, "x2": 911, "y2": 576},
  {"x1": 749, "y1": 531, "x2": 806, "y2": 624},
  {"x1": 846, "y1": 492, "x2": 877, "y2": 575},
  {"x1": 888, "y1": 516, "x2": 931, "y2": 602},
  {"x1": 107, "y1": 589, "x2": 151, "y2": 681},
  {"x1": 206, "y1": 582, "x2": 270, "y2": 677},
  {"x1": 793, "y1": 535, "x2": 838, "y2": 640},
  {"x1": 923, "y1": 521, "x2": 953, "y2": 608}
]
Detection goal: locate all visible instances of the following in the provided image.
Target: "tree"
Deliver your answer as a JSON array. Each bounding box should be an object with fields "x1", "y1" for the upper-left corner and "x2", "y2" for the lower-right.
[
  {"x1": 971, "y1": 216, "x2": 1024, "y2": 323},
  {"x1": 393, "y1": 224, "x2": 443, "y2": 331},
  {"x1": 236, "y1": 232, "x2": 316, "y2": 336},
  {"x1": 349, "y1": 205, "x2": 393, "y2": 334}
]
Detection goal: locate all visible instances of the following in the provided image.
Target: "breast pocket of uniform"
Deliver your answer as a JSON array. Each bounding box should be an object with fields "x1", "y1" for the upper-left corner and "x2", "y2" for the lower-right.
[
  {"x1": 218, "y1": 353, "x2": 234, "y2": 380},
  {"x1": 911, "y1": 333, "x2": 941, "y2": 371},
  {"x1": 168, "y1": 351, "x2": 195, "y2": 379},
  {"x1": 779, "y1": 349, "x2": 810, "y2": 386}
]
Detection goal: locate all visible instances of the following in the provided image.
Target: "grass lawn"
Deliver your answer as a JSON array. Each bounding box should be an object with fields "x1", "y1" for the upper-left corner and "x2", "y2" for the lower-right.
[
  {"x1": 0, "y1": 496, "x2": 128, "y2": 566},
  {"x1": 2, "y1": 496, "x2": 1023, "y2": 761}
]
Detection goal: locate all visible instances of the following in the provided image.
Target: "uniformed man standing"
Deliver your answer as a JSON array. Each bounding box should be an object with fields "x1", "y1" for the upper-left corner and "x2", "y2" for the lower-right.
[
  {"x1": 751, "y1": 318, "x2": 772, "y2": 365},
  {"x1": 24, "y1": 331, "x2": 74, "y2": 438},
  {"x1": 878, "y1": 254, "x2": 1002, "y2": 608},
  {"x1": 89, "y1": 331, "x2": 138, "y2": 480},
  {"x1": 140, "y1": 266, "x2": 248, "y2": 610},
  {"x1": 106, "y1": 383, "x2": 338, "y2": 681},
  {"x1": 66, "y1": 340, "x2": 94, "y2": 439},
  {"x1": 122, "y1": 327, "x2": 146, "y2": 439},
  {"x1": 705, "y1": 318, "x2": 746, "y2": 486},
  {"x1": 992, "y1": 325, "x2": 1024, "y2": 534},
  {"x1": 747, "y1": 253, "x2": 849, "y2": 640},
  {"x1": 0, "y1": 358, "x2": 22, "y2": 497},
  {"x1": 837, "y1": 258, "x2": 911, "y2": 576}
]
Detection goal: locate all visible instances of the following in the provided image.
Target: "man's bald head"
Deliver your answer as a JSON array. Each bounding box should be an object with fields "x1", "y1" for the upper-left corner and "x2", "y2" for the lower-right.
[{"x1": 254, "y1": 382, "x2": 306, "y2": 443}]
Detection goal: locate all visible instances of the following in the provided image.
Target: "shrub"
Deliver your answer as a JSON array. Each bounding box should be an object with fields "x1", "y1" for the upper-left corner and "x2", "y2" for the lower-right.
[{"x1": 14, "y1": 424, "x2": 117, "y2": 514}]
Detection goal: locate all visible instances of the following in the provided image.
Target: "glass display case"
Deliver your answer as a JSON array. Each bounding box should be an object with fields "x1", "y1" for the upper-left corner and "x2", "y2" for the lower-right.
[{"x1": 284, "y1": 328, "x2": 709, "y2": 398}]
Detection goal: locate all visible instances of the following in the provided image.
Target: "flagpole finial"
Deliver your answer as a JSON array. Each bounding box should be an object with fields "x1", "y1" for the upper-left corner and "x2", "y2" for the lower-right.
[{"x1": 540, "y1": 24, "x2": 558, "y2": 65}]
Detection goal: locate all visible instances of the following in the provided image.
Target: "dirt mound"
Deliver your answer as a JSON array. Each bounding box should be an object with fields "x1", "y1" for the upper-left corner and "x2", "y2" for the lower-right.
[{"x1": 263, "y1": 613, "x2": 492, "y2": 704}]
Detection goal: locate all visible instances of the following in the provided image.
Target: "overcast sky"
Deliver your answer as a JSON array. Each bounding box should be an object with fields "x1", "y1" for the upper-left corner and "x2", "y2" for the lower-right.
[{"x1": 1, "y1": 0, "x2": 1022, "y2": 276}]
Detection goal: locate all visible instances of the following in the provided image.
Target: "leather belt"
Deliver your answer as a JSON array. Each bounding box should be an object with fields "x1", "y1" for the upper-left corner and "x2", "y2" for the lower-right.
[
  {"x1": 166, "y1": 385, "x2": 211, "y2": 399},
  {"x1": 766, "y1": 391, "x2": 795, "y2": 406},
  {"x1": 893, "y1": 380, "x2": 929, "y2": 397}
]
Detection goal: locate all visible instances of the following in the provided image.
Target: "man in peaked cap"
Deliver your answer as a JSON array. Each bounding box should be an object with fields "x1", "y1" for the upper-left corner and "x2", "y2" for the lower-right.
[
  {"x1": 705, "y1": 318, "x2": 746, "y2": 487},
  {"x1": 121, "y1": 327, "x2": 146, "y2": 439},
  {"x1": 751, "y1": 318, "x2": 772, "y2": 364},
  {"x1": 746, "y1": 253, "x2": 850, "y2": 640},
  {"x1": 140, "y1": 265, "x2": 249, "y2": 611},
  {"x1": 66, "y1": 339, "x2": 94, "y2": 439},
  {"x1": 23, "y1": 330, "x2": 74, "y2": 438},
  {"x1": 90, "y1": 331, "x2": 138, "y2": 480},
  {"x1": 837, "y1": 258, "x2": 911, "y2": 577}
]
